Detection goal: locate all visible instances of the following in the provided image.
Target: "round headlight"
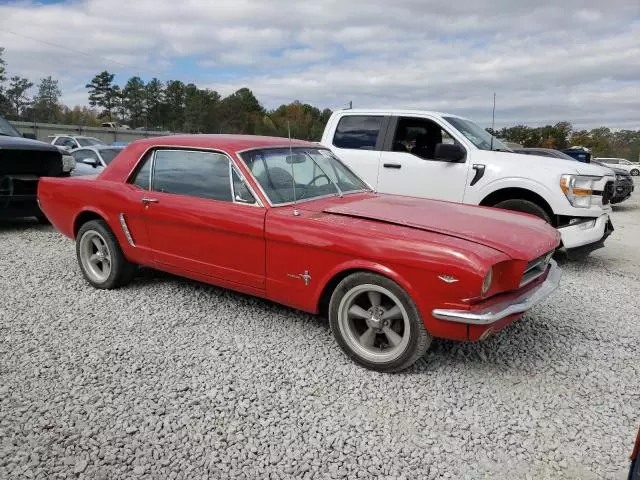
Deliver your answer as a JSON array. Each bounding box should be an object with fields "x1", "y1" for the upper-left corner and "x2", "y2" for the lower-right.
[{"x1": 481, "y1": 268, "x2": 493, "y2": 297}]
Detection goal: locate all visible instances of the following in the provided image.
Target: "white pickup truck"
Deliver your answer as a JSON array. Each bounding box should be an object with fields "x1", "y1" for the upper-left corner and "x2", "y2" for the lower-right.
[{"x1": 320, "y1": 109, "x2": 615, "y2": 258}]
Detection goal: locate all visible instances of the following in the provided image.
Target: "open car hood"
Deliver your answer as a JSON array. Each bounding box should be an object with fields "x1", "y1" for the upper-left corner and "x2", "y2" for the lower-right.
[{"x1": 322, "y1": 195, "x2": 561, "y2": 260}]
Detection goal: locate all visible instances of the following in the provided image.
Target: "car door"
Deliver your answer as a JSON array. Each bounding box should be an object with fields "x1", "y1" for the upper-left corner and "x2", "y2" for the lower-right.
[
  {"x1": 327, "y1": 115, "x2": 388, "y2": 189},
  {"x1": 138, "y1": 148, "x2": 266, "y2": 290},
  {"x1": 72, "y1": 149, "x2": 104, "y2": 176},
  {"x1": 376, "y1": 116, "x2": 470, "y2": 202}
]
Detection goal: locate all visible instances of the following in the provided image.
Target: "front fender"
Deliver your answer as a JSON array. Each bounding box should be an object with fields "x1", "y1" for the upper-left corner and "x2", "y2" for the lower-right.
[{"x1": 469, "y1": 176, "x2": 558, "y2": 210}]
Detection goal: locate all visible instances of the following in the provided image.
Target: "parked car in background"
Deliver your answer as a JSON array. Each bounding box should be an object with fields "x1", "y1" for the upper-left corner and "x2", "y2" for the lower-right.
[
  {"x1": 101, "y1": 122, "x2": 131, "y2": 130},
  {"x1": 591, "y1": 161, "x2": 635, "y2": 204},
  {"x1": 560, "y1": 146, "x2": 592, "y2": 163},
  {"x1": 71, "y1": 145, "x2": 125, "y2": 176},
  {"x1": 320, "y1": 110, "x2": 615, "y2": 259},
  {"x1": 0, "y1": 114, "x2": 74, "y2": 222},
  {"x1": 38, "y1": 135, "x2": 562, "y2": 372},
  {"x1": 49, "y1": 135, "x2": 105, "y2": 151},
  {"x1": 513, "y1": 148, "x2": 576, "y2": 160},
  {"x1": 595, "y1": 158, "x2": 640, "y2": 176}
]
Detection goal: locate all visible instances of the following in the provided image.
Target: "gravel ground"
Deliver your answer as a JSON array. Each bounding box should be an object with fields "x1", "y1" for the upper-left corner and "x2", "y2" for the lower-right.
[{"x1": 1, "y1": 193, "x2": 639, "y2": 480}]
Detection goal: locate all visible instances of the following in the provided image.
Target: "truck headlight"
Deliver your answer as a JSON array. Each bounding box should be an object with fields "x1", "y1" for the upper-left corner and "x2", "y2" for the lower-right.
[
  {"x1": 481, "y1": 268, "x2": 493, "y2": 297},
  {"x1": 62, "y1": 154, "x2": 76, "y2": 172},
  {"x1": 560, "y1": 174, "x2": 599, "y2": 208}
]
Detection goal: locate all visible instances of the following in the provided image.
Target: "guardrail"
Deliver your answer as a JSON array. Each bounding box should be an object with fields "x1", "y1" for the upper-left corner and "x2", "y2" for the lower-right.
[{"x1": 11, "y1": 121, "x2": 176, "y2": 144}]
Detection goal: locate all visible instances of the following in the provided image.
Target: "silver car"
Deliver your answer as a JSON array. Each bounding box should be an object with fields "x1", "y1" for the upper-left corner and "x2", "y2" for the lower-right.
[{"x1": 71, "y1": 145, "x2": 125, "y2": 176}]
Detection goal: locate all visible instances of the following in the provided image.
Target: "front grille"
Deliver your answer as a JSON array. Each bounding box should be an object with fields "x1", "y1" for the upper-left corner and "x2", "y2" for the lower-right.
[
  {"x1": 520, "y1": 251, "x2": 553, "y2": 288},
  {"x1": 602, "y1": 181, "x2": 614, "y2": 205}
]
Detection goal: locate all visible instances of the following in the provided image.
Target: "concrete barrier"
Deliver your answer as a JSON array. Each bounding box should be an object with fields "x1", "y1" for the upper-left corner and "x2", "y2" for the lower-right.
[{"x1": 11, "y1": 121, "x2": 176, "y2": 144}]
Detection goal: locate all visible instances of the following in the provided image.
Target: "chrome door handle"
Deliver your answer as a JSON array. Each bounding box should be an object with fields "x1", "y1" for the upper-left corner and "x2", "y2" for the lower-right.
[{"x1": 141, "y1": 197, "x2": 159, "y2": 205}]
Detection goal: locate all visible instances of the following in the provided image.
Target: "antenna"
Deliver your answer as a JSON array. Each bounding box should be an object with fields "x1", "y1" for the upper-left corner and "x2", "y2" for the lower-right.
[
  {"x1": 490, "y1": 92, "x2": 496, "y2": 151},
  {"x1": 288, "y1": 122, "x2": 300, "y2": 216}
]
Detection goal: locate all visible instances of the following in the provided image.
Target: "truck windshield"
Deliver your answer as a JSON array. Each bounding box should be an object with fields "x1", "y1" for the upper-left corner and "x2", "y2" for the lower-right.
[
  {"x1": 0, "y1": 115, "x2": 21, "y2": 137},
  {"x1": 240, "y1": 147, "x2": 370, "y2": 205},
  {"x1": 443, "y1": 116, "x2": 511, "y2": 152}
]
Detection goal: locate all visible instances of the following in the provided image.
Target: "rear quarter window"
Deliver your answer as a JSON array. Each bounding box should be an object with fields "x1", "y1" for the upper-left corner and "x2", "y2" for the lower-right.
[{"x1": 333, "y1": 116, "x2": 383, "y2": 150}]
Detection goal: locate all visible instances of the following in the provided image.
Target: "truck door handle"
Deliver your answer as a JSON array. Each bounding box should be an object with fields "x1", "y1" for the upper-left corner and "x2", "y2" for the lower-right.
[
  {"x1": 383, "y1": 163, "x2": 402, "y2": 169},
  {"x1": 141, "y1": 197, "x2": 159, "y2": 205}
]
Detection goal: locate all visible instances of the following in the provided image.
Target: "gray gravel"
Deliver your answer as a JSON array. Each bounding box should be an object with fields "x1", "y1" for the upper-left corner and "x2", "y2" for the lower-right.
[{"x1": 1, "y1": 194, "x2": 639, "y2": 479}]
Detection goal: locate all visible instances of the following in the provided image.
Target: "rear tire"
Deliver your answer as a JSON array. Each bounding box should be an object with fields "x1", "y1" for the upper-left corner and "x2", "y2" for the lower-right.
[
  {"x1": 328, "y1": 272, "x2": 431, "y2": 372},
  {"x1": 76, "y1": 219, "x2": 136, "y2": 289},
  {"x1": 492, "y1": 198, "x2": 552, "y2": 224},
  {"x1": 631, "y1": 168, "x2": 639, "y2": 176}
]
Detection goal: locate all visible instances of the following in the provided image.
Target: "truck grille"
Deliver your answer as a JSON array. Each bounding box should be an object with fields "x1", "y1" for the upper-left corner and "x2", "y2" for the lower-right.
[
  {"x1": 520, "y1": 251, "x2": 554, "y2": 288},
  {"x1": 601, "y1": 181, "x2": 614, "y2": 205}
]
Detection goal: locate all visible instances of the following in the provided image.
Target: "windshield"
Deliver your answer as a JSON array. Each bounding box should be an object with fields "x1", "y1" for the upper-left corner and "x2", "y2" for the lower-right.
[
  {"x1": 77, "y1": 137, "x2": 104, "y2": 147},
  {"x1": 0, "y1": 115, "x2": 21, "y2": 137},
  {"x1": 99, "y1": 148, "x2": 123, "y2": 164},
  {"x1": 443, "y1": 116, "x2": 511, "y2": 152},
  {"x1": 239, "y1": 147, "x2": 369, "y2": 205}
]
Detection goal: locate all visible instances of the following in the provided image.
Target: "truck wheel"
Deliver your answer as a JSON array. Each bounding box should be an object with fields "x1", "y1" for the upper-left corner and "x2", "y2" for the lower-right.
[
  {"x1": 329, "y1": 272, "x2": 432, "y2": 372},
  {"x1": 631, "y1": 168, "x2": 639, "y2": 176},
  {"x1": 76, "y1": 219, "x2": 136, "y2": 289},
  {"x1": 492, "y1": 199, "x2": 552, "y2": 224}
]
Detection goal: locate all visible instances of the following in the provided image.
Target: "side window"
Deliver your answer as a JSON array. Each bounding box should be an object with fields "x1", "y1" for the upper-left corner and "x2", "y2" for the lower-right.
[
  {"x1": 333, "y1": 116, "x2": 383, "y2": 150},
  {"x1": 73, "y1": 150, "x2": 98, "y2": 163},
  {"x1": 131, "y1": 152, "x2": 153, "y2": 190},
  {"x1": 152, "y1": 150, "x2": 232, "y2": 202},
  {"x1": 231, "y1": 169, "x2": 257, "y2": 205},
  {"x1": 392, "y1": 117, "x2": 460, "y2": 161}
]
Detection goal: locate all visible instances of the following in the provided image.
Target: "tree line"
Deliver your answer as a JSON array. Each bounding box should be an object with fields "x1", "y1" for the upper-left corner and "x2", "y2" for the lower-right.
[{"x1": 0, "y1": 47, "x2": 638, "y2": 159}]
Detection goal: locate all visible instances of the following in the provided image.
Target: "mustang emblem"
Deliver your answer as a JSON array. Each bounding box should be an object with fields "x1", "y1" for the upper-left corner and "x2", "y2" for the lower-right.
[
  {"x1": 287, "y1": 270, "x2": 312, "y2": 286},
  {"x1": 438, "y1": 275, "x2": 459, "y2": 284}
]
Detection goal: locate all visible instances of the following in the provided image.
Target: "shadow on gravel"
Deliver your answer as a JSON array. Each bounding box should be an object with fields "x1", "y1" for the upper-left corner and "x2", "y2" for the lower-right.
[
  {"x1": 0, "y1": 217, "x2": 50, "y2": 232},
  {"x1": 611, "y1": 202, "x2": 638, "y2": 212}
]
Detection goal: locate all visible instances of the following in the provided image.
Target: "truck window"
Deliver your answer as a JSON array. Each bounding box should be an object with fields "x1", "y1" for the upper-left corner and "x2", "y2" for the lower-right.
[
  {"x1": 333, "y1": 116, "x2": 383, "y2": 150},
  {"x1": 391, "y1": 117, "x2": 459, "y2": 161}
]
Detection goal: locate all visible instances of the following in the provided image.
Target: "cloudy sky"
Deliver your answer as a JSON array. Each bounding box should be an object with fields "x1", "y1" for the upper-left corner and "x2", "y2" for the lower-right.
[{"x1": 1, "y1": 0, "x2": 638, "y2": 129}]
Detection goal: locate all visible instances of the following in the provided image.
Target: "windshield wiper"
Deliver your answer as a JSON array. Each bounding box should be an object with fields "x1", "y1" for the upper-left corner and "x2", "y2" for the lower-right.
[
  {"x1": 492, "y1": 148, "x2": 512, "y2": 153},
  {"x1": 0, "y1": 132, "x2": 13, "y2": 137}
]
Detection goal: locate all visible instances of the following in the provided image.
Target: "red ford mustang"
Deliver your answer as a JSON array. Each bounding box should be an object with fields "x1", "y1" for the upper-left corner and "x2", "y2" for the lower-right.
[{"x1": 38, "y1": 135, "x2": 562, "y2": 372}]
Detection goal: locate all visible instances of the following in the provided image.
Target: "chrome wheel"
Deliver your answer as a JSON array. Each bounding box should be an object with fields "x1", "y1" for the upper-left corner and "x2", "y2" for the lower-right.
[
  {"x1": 79, "y1": 230, "x2": 112, "y2": 284},
  {"x1": 337, "y1": 284, "x2": 410, "y2": 363}
]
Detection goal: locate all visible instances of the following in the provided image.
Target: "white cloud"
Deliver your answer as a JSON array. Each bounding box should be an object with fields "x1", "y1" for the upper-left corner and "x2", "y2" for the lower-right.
[{"x1": 0, "y1": 0, "x2": 638, "y2": 128}]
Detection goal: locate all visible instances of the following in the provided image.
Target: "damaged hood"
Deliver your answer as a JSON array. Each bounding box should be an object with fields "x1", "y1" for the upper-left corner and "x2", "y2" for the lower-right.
[{"x1": 319, "y1": 194, "x2": 560, "y2": 260}]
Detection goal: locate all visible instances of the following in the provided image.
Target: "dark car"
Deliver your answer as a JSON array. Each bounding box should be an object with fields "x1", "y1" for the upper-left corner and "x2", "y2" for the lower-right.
[
  {"x1": 591, "y1": 161, "x2": 634, "y2": 204},
  {"x1": 514, "y1": 148, "x2": 633, "y2": 205},
  {"x1": 0, "y1": 114, "x2": 74, "y2": 222},
  {"x1": 630, "y1": 426, "x2": 640, "y2": 480}
]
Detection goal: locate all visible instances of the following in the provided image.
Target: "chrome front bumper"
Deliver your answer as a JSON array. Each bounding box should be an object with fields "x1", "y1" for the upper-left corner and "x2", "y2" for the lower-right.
[{"x1": 432, "y1": 260, "x2": 562, "y2": 325}]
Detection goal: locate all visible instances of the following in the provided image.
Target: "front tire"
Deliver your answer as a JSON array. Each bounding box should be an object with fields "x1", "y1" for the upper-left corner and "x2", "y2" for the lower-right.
[
  {"x1": 329, "y1": 272, "x2": 432, "y2": 372},
  {"x1": 493, "y1": 198, "x2": 552, "y2": 224},
  {"x1": 76, "y1": 219, "x2": 136, "y2": 289},
  {"x1": 631, "y1": 168, "x2": 639, "y2": 176}
]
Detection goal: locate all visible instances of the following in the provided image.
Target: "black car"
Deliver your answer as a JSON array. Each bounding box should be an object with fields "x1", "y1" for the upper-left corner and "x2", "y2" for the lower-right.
[
  {"x1": 0, "y1": 114, "x2": 74, "y2": 222},
  {"x1": 514, "y1": 148, "x2": 634, "y2": 205}
]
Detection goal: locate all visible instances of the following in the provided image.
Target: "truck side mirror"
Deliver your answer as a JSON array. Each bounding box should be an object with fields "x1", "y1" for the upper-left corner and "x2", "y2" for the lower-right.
[{"x1": 434, "y1": 143, "x2": 466, "y2": 162}]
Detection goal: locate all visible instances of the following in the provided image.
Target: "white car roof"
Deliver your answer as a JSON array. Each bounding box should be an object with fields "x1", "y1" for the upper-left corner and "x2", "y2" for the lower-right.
[{"x1": 334, "y1": 108, "x2": 468, "y2": 120}]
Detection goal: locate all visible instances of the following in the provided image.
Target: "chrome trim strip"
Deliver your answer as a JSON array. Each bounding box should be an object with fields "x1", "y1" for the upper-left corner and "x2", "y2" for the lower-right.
[
  {"x1": 119, "y1": 213, "x2": 135, "y2": 246},
  {"x1": 432, "y1": 260, "x2": 562, "y2": 325}
]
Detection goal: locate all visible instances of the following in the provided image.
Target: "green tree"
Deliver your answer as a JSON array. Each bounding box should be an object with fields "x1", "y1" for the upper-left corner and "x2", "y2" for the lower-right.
[
  {"x1": 0, "y1": 47, "x2": 7, "y2": 115},
  {"x1": 33, "y1": 76, "x2": 62, "y2": 123},
  {"x1": 86, "y1": 71, "x2": 119, "y2": 120},
  {"x1": 218, "y1": 88, "x2": 264, "y2": 134},
  {"x1": 5, "y1": 76, "x2": 34, "y2": 119},
  {"x1": 144, "y1": 78, "x2": 164, "y2": 129},
  {"x1": 122, "y1": 76, "x2": 146, "y2": 127},
  {"x1": 184, "y1": 84, "x2": 220, "y2": 133},
  {"x1": 162, "y1": 80, "x2": 186, "y2": 131}
]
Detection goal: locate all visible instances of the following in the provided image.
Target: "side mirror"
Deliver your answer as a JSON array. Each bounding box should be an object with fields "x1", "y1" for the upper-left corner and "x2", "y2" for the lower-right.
[
  {"x1": 22, "y1": 133, "x2": 37, "y2": 140},
  {"x1": 435, "y1": 143, "x2": 466, "y2": 163},
  {"x1": 82, "y1": 158, "x2": 100, "y2": 167}
]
